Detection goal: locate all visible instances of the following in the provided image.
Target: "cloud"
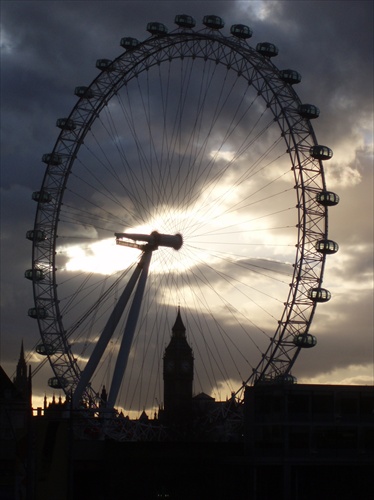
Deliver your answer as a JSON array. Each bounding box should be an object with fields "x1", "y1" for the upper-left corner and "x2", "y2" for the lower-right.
[
  {"x1": 299, "y1": 365, "x2": 374, "y2": 387},
  {"x1": 1, "y1": 1, "x2": 373, "y2": 416}
]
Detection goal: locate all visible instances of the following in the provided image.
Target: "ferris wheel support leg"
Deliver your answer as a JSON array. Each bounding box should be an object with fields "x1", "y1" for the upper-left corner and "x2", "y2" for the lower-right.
[
  {"x1": 72, "y1": 259, "x2": 144, "y2": 408},
  {"x1": 107, "y1": 250, "x2": 152, "y2": 408}
]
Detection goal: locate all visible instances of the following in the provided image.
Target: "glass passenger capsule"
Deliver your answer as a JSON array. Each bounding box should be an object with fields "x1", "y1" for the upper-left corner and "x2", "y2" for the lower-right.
[
  {"x1": 298, "y1": 104, "x2": 320, "y2": 119},
  {"x1": 316, "y1": 239, "x2": 339, "y2": 254},
  {"x1": 26, "y1": 229, "x2": 46, "y2": 242},
  {"x1": 230, "y1": 24, "x2": 253, "y2": 39},
  {"x1": 42, "y1": 153, "x2": 62, "y2": 165},
  {"x1": 256, "y1": 42, "x2": 279, "y2": 57},
  {"x1": 120, "y1": 37, "x2": 140, "y2": 50},
  {"x1": 310, "y1": 145, "x2": 333, "y2": 160},
  {"x1": 32, "y1": 191, "x2": 52, "y2": 203},
  {"x1": 28, "y1": 307, "x2": 47, "y2": 319},
  {"x1": 275, "y1": 374, "x2": 297, "y2": 384},
  {"x1": 175, "y1": 14, "x2": 196, "y2": 28},
  {"x1": 316, "y1": 191, "x2": 340, "y2": 206},
  {"x1": 308, "y1": 288, "x2": 331, "y2": 302},
  {"x1": 96, "y1": 59, "x2": 116, "y2": 71},
  {"x1": 203, "y1": 15, "x2": 225, "y2": 29},
  {"x1": 280, "y1": 69, "x2": 302, "y2": 84},
  {"x1": 36, "y1": 343, "x2": 57, "y2": 355},
  {"x1": 56, "y1": 118, "x2": 76, "y2": 130},
  {"x1": 293, "y1": 334, "x2": 317, "y2": 348},
  {"x1": 74, "y1": 86, "x2": 94, "y2": 99},
  {"x1": 25, "y1": 269, "x2": 45, "y2": 281},
  {"x1": 48, "y1": 377, "x2": 68, "y2": 389},
  {"x1": 147, "y1": 22, "x2": 168, "y2": 35}
]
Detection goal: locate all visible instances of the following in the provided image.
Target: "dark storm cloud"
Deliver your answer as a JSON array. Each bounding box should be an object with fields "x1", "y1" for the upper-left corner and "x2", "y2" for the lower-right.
[
  {"x1": 246, "y1": 0, "x2": 374, "y2": 109},
  {"x1": 237, "y1": 1, "x2": 373, "y2": 191},
  {"x1": 1, "y1": 1, "x2": 373, "y2": 403}
]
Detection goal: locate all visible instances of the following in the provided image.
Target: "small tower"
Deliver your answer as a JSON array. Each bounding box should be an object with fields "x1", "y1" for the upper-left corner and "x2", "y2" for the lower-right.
[
  {"x1": 163, "y1": 307, "x2": 194, "y2": 425},
  {"x1": 100, "y1": 385, "x2": 108, "y2": 408},
  {"x1": 13, "y1": 340, "x2": 29, "y2": 400}
]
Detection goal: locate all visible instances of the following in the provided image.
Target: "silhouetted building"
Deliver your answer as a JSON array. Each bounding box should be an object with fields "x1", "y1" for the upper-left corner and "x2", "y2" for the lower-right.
[
  {"x1": 0, "y1": 343, "x2": 32, "y2": 500},
  {"x1": 2, "y1": 335, "x2": 374, "y2": 499},
  {"x1": 244, "y1": 382, "x2": 374, "y2": 499},
  {"x1": 162, "y1": 307, "x2": 194, "y2": 426},
  {"x1": 13, "y1": 341, "x2": 30, "y2": 403}
]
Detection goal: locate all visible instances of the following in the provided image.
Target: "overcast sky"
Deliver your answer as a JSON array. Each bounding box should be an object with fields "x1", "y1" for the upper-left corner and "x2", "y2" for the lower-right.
[{"x1": 1, "y1": 0, "x2": 373, "y2": 413}]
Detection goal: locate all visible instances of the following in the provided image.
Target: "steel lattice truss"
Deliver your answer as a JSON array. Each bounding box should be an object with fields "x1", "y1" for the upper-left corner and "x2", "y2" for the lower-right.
[{"x1": 29, "y1": 21, "x2": 336, "y2": 412}]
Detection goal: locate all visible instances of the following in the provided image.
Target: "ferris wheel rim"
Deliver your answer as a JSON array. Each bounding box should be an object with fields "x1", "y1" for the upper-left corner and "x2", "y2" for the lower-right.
[{"x1": 29, "y1": 21, "x2": 331, "y2": 406}]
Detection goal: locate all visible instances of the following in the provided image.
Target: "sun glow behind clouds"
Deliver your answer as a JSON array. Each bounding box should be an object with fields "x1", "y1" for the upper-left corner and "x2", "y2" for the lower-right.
[
  {"x1": 59, "y1": 172, "x2": 279, "y2": 275},
  {"x1": 60, "y1": 205, "x2": 225, "y2": 276},
  {"x1": 63, "y1": 238, "x2": 134, "y2": 275}
]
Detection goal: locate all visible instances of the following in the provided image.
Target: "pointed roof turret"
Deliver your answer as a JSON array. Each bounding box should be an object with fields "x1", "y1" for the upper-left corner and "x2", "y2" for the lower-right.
[
  {"x1": 164, "y1": 307, "x2": 193, "y2": 358},
  {"x1": 101, "y1": 385, "x2": 108, "y2": 402},
  {"x1": 100, "y1": 385, "x2": 108, "y2": 408},
  {"x1": 20, "y1": 339, "x2": 25, "y2": 359},
  {"x1": 139, "y1": 409, "x2": 149, "y2": 422},
  {"x1": 172, "y1": 306, "x2": 186, "y2": 338},
  {"x1": 13, "y1": 340, "x2": 28, "y2": 398},
  {"x1": 17, "y1": 340, "x2": 27, "y2": 373}
]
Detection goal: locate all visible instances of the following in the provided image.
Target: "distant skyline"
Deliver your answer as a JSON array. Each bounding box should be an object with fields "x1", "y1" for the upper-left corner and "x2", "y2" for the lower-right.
[{"x1": 1, "y1": 1, "x2": 373, "y2": 414}]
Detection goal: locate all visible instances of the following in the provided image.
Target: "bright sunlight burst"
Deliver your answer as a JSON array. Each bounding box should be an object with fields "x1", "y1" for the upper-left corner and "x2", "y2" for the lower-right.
[{"x1": 60, "y1": 172, "x2": 269, "y2": 275}]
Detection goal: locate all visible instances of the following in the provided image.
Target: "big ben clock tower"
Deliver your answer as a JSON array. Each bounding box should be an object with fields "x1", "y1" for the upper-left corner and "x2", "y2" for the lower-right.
[{"x1": 163, "y1": 307, "x2": 194, "y2": 425}]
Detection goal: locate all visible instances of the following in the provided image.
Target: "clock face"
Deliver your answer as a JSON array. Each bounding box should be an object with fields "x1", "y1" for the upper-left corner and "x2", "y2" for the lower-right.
[
  {"x1": 181, "y1": 361, "x2": 191, "y2": 373},
  {"x1": 166, "y1": 360, "x2": 175, "y2": 372}
]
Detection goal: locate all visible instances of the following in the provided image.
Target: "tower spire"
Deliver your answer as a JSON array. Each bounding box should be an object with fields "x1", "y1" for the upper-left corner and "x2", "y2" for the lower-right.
[
  {"x1": 13, "y1": 340, "x2": 29, "y2": 400},
  {"x1": 20, "y1": 339, "x2": 25, "y2": 359},
  {"x1": 171, "y1": 306, "x2": 186, "y2": 338}
]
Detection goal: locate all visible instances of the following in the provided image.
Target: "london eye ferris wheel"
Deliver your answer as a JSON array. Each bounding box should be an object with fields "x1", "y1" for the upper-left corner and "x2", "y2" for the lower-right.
[{"x1": 26, "y1": 14, "x2": 339, "y2": 415}]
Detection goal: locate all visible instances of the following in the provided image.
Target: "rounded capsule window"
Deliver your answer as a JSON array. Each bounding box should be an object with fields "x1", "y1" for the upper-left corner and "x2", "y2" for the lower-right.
[
  {"x1": 147, "y1": 22, "x2": 168, "y2": 35},
  {"x1": 25, "y1": 268, "x2": 45, "y2": 281},
  {"x1": 203, "y1": 15, "x2": 225, "y2": 30},
  {"x1": 175, "y1": 14, "x2": 196, "y2": 28},
  {"x1": 36, "y1": 343, "x2": 57, "y2": 356},
  {"x1": 310, "y1": 145, "x2": 333, "y2": 160},
  {"x1": 308, "y1": 288, "x2": 331, "y2": 303},
  {"x1": 316, "y1": 191, "x2": 340, "y2": 207},
  {"x1": 298, "y1": 103, "x2": 320, "y2": 119},
  {"x1": 28, "y1": 307, "x2": 47, "y2": 319},
  {"x1": 75, "y1": 86, "x2": 94, "y2": 99},
  {"x1": 230, "y1": 24, "x2": 253, "y2": 39},
  {"x1": 120, "y1": 37, "x2": 140, "y2": 50},
  {"x1": 48, "y1": 377, "x2": 68, "y2": 389},
  {"x1": 256, "y1": 42, "x2": 279, "y2": 57},
  {"x1": 32, "y1": 191, "x2": 52, "y2": 203},
  {"x1": 293, "y1": 334, "x2": 317, "y2": 348},
  {"x1": 42, "y1": 153, "x2": 62, "y2": 165},
  {"x1": 280, "y1": 69, "x2": 302, "y2": 85},
  {"x1": 275, "y1": 374, "x2": 297, "y2": 384},
  {"x1": 26, "y1": 229, "x2": 46, "y2": 242},
  {"x1": 96, "y1": 59, "x2": 116, "y2": 71},
  {"x1": 56, "y1": 118, "x2": 76, "y2": 130},
  {"x1": 316, "y1": 239, "x2": 339, "y2": 254}
]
